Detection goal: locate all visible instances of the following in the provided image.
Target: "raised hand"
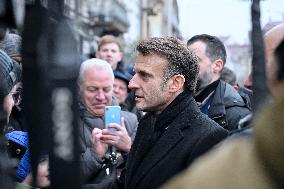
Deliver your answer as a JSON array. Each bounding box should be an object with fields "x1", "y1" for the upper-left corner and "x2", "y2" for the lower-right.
[
  {"x1": 101, "y1": 117, "x2": 132, "y2": 153},
  {"x1": 92, "y1": 128, "x2": 109, "y2": 159}
]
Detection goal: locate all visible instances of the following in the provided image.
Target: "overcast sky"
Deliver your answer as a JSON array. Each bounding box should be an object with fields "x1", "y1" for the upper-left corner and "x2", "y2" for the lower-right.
[{"x1": 177, "y1": 0, "x2": 284, "y2": 44}]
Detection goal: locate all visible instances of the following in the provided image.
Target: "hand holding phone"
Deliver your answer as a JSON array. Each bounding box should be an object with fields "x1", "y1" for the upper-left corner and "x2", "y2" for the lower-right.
[{"x1": 104, "y1": 106, "x2": 121, "y2": 131}]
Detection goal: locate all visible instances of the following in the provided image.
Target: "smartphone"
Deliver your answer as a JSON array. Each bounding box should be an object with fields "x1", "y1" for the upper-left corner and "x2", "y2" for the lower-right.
[{"x1": 104, "y1": 106, "x2": 121, "y2": 131}]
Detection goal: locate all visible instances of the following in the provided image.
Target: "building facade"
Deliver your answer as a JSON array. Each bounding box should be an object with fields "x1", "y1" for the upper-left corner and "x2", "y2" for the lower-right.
[
  {"x1": 140, "y1": 0, "x2": 180, "y2": 39},
  {"x1": 36, "y1": 0, "x2": 180, "y2": 64}
]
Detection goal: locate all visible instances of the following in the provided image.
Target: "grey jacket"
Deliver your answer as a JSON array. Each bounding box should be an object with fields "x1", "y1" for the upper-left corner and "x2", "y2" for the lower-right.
[
  {"x1": 208, "y1": 81, "x2": 251, "y2": 131},
  {"x1": 78, "y1": 97, "x2": 138, "y2": 185}
]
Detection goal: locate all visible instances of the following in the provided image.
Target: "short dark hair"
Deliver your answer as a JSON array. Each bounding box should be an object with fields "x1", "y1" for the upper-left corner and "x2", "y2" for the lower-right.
[
  {"x1": 187, "y1": 34, "x2": 227, "y2": 65},
  {"x1": 274, "y1": 39, "x2": 284, "y2": 82},
  {"x1": 136, "y1": 36, "x2": 199, "y2": 92}
]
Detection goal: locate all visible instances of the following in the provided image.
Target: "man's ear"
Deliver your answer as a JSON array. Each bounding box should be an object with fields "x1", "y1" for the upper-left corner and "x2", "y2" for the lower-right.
[
  {"x1": 169, "y1": 74, "x2": 185, "y2": 92},
  {"x1": 213, "y1": 59, "x2": 224, "y2": 73}
]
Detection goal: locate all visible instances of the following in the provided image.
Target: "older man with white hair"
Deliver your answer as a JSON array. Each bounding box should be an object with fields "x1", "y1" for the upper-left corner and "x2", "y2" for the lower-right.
[{"x1": 77, "y1": 58, "x2": 138, "y2": 186}]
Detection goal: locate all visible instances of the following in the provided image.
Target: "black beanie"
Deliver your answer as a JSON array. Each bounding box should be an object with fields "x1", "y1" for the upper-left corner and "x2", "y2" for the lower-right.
[{"x1": 0, "y1": 50, "x2": 21, "y2": 99}]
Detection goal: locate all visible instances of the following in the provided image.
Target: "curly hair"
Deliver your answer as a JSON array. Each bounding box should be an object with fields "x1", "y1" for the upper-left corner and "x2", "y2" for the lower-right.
[{"x1": 136, "y1": 36, "x2": 199, "y2": 92}]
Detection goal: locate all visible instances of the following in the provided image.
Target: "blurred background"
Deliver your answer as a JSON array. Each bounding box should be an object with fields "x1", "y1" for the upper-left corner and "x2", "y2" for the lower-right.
[
  {"x1": 178, "y1": 0, "x2": 284, "y2": 85},
  {"x1": 7, "y1": 0, "x2": 284, "y2": 85}
]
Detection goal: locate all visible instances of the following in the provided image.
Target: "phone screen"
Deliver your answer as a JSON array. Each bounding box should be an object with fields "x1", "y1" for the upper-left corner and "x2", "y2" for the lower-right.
[{"x1": 104, "y1": 106, "x2": 121, "y2": 131}]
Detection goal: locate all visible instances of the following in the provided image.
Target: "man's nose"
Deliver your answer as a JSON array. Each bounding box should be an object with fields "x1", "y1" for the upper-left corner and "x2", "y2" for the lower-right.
[
  {"x1": 113, "y1": 86, "x2": 119, "y2": 93},
  {"x1": 96, "y1": 90, "x2": 105, "y2": 100},
  {"x1": 128, "y1": 77, "x2": 138, "y2": 89},
  {"x1": 106, "y1": 50, "x2": 112, "y2": 55}
]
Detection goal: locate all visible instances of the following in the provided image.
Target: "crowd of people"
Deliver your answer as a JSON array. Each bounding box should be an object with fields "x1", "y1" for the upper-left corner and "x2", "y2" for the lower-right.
[{"x1": 0, "y1": 11, "x2": 284, "y2": 189}]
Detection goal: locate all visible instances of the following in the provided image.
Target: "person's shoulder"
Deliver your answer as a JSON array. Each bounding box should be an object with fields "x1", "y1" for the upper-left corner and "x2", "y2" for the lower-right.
[
  {"x1": 189, "y1": 110, "x2": 227, "y2": 133},
  {"x1": 121, "y1": 110, "x2": 138, "y2": 121},
  {"x1": 221, "y1": 81, "x2": 242, "y2": 100},
  {"x1": 220, "y1": 81, "x2": 250, "y2": 108},
  {"x1": 16, "y1": 182, "x2": 38, "y2": 189},
  {"x1": 162, "y1": 139, "x2": 256, "y2": 189},
  {"x1": 121, "y1": 110, "x2": 136, "y2": 117}
]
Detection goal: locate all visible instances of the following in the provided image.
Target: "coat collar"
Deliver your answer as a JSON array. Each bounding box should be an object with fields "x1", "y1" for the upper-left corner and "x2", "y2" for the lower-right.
[
  {"x1": 207, "y1": 80, "x2": 226, "y2": 118},
  {"x1": 153, "y1": 90, "x2": 193, "y2": 131}
]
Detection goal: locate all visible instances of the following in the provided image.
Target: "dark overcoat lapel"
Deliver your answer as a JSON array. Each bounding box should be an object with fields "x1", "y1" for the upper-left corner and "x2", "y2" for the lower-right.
[{"x1": 130, "y1": 125, "x2": 184, "y2": 187}]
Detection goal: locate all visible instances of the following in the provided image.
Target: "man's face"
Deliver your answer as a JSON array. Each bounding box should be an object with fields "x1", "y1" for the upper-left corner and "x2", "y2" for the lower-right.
[
  {"x1": 80, "y1": 67, "x2": 113, "y2": 117},
  {"x1": 188, "y1": 41, "x2": 214, "y2": 91},
  {"x1": 96, "y1": 43, "x2": 122, "y2": 70},
  {"x1": 128, "y1": 54, "x2": 172, "y2": 113},
  {"x1": 113, "y1": 78, "x2": 128, "y2": 105}
]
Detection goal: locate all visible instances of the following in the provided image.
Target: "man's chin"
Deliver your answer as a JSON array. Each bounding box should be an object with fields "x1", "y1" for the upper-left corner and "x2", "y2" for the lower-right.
[
  {"x1": 87, "y1": 107, "x2": 104, "y2": 117},
  {"x1": 93, "y1": 112, "x2": 104, "y2": 117},
  {"x1": 135, "y1": 103, "x2": 144, "y2": 111}
]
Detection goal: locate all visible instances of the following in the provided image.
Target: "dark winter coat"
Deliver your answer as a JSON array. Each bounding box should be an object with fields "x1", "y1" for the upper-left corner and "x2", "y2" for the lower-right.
[
  {"x1": 121, "y1": 91, "x2": 228, "y2": 189},
  {"x1": 207, "y1": 81, "x2": 251, "y2": 131}
]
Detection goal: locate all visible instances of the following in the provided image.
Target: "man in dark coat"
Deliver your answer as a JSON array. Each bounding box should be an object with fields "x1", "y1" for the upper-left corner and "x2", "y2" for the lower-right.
[
  {"x1": 93, "y1": 37, "x2": 228, "y2": 189},
  {"x1": 187, "y1": 34, "x2": 251, "y2": 131}
]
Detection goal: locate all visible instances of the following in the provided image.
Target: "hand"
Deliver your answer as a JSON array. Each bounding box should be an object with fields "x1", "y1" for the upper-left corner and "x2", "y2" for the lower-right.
[
  {"x1": 92, "y1": 128, "x2": 108, "y2": 159},
  {"x1": 102, "y1": 117, "x2": 132, "y2": 153}
]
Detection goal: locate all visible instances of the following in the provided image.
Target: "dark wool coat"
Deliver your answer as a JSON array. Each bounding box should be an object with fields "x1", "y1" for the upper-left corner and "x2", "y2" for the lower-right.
[{"x1": 122, "y1": 91, "x2": 228, "y2": 189}]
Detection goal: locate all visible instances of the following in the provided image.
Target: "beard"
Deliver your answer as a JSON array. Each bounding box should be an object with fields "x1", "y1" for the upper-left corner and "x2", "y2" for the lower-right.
[{"x1": 196, "y1": 70, "x2": 213, "y2": 92}]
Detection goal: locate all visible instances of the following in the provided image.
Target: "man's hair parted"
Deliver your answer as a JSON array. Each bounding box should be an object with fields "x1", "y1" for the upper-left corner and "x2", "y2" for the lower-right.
[
  {"x1": 136, "y1": 36, "x2": 199, "y2": 92},
  {"x1": 187, "y1": 34, "x2": 227, "y2": 65}
]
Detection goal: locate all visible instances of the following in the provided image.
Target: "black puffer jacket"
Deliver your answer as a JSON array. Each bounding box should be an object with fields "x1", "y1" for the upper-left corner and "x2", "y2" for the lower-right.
[{"x1": 208, "y1": 81, "x2": 251, "y2": 131}]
